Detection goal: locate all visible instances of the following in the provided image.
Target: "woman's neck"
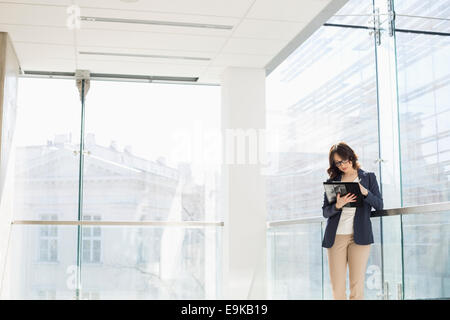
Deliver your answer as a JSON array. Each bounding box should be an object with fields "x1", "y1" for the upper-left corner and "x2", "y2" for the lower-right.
[{"x1": 342, "y1": 168, "x2": 358, "y2": 179}]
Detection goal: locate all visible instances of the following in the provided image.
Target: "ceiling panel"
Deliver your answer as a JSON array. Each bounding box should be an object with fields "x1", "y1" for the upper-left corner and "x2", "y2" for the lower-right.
[
  {"x1": 232, "y1": 19, "x2": 307, "y2": 40},
  {"x1": 247, "y1": 0, "x2": 331, "y2": 22},
  {"x1": 77, "y1": 45, "x2": 212, "y2": 60},
  {"x1": 0, "y1": 24, "x2": 74, "y2": 45},
  {"x1": 19, "y1": 58, "x2": 76, "y2": 72},
  {"x1": 198, "y1": 66, "x2": 225, "y2": 83},
  {"x1": 14, "y1": 42, "x2": 75, "y2": 60},
  {"x1": 210, "y1": 53, "x2": 272, "y2": 68},
  {"x1": 74, "y1": 0, "x2": 255, "y2": 17},
  {"x1": 77, "y1": 23, "x2": 232, "y2": 38},
  {"x1": 75, "y1": 28, "x2": 227, "y2": 52},
  {"x1": 0, "y1": 0, "x2": 71, "y2": 5},
  {"x1": 0, "y1": 3, "x2": 69, "y2": 26},
  {"x1": 221, "y1": 37, "x2": 288, "y2": 55},
  {"x1": 77, "y1": 7, "x2": 239, "y2": 37},
  {"x1": 76, "y1": 51, "x2": 211, "y2": 67},
  {"x1": 0, "y1": 0, "x2": 347, "y2": 84}
]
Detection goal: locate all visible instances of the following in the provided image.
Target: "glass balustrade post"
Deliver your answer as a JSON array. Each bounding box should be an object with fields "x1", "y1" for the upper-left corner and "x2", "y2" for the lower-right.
[{"x1": 373, "y1": 0, "x2": 404, "y2": 300}]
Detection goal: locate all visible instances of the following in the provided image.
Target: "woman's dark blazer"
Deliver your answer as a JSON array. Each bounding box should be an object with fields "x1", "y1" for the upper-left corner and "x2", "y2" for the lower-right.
[{"x1": 322, "y1": 168, "x2": 384, "y2": 248}]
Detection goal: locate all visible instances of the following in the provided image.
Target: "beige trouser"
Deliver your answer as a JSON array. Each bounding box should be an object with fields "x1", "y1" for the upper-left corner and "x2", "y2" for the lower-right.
[{"x1": 327, "y1": 233, "x2": 371, "y2": 300}]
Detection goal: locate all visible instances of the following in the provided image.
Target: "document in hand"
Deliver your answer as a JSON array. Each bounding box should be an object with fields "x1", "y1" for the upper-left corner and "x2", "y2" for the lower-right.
[{"x1": 323, "y1": 181, "x2": 364, "y2": 207}]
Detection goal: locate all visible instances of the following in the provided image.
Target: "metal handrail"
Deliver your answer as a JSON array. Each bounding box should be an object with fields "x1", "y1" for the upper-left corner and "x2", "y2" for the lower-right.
[
  {"x1": 11, "y1": 220, "x2": 224, "y2": 227},
  {"x1": 10, "y1": 202, "x2": 450, "y2": 228},
  {"x1": 267, "y1": 202, "x2": 450, "y2": 228}
]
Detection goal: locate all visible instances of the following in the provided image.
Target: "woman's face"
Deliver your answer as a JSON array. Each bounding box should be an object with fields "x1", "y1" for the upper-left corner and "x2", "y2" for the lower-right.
[{"x1": 333, "y1": 154, "x2": 353, "y2": 173}]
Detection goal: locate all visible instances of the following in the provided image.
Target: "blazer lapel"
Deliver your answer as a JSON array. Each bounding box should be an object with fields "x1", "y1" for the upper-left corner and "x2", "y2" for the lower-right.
[
  {"x1": 336, "y1": 168, "x2": 368, "y2": 187},
  {"x1": 357, "y1": 168, "x2": 369, "y2": 189}
]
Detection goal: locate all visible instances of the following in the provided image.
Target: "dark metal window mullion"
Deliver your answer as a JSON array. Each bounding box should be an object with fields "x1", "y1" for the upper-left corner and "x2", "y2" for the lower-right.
[{"x1": 323, "y1": 23, "x2": 450, "y2": 37}]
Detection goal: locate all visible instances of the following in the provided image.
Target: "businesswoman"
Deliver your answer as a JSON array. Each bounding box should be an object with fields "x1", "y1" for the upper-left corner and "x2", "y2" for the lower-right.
[{"x1": 322, "y1": 142, "x2": 383, "y2": 300}]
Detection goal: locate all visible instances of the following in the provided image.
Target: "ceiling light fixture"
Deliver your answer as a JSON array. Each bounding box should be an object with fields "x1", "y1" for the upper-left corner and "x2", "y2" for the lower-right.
[
  {"x1": 79, "y1": 16, "x2": 233, "y2": 30},
  {"x1": 79, "y1": 51, "x2": 210, "y2": 61}
]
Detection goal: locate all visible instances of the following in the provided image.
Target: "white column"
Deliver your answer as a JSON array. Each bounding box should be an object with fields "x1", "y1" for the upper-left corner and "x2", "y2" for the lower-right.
[
  {"x1": 220, "y1": 67, "x2": 267, "y2": 299},
  {"x1": 0, "y1": 32, "x2": 20, "y2": 297}
]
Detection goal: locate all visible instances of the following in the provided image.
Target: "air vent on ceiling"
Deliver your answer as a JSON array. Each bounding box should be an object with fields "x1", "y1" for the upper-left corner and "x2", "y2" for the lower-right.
[
  {"x1": 80, "y1": 16, "x2": 233, "y2": 30},
  {"x1": 79, "y1": 51, "x2": 210, "y2": 61}
]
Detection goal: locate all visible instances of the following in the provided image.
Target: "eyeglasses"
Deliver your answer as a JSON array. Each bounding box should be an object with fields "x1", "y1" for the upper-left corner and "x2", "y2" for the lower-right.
[{"x1": 334, "y1": 159, "x2": 350, "y2": 167}]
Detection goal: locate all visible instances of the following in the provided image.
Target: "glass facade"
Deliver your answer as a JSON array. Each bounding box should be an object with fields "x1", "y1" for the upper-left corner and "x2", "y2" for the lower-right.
[
  {"x1": 7, "y1": 224, "x2": 222, "y2": 299},
  {"x1": 3, "y1": 0, "x2": 449, "y2": 301},
  {"x1": 14, "y1": 78, "x2": 81, "y2": 221},
  {"x1": 395, "y1": 0, "x2": 450, "y2": 206},
  {"x1": 402, "y1": 211, "x2": 450, "y2": 299},
  {"x1": 266, "y1": 0, "x2": 450, "y2": 299},
  {"x1": 265, "y1": 0, "x2": 379, "y2": 221}
]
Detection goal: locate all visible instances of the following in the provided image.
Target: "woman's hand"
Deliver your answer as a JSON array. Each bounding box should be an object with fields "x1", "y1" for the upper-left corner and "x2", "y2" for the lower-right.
[
  {"x1": 335, "y1": 193, "x2": 357, "y2": 209},
  {"x1": 358, "y1": 182, "x2": 368, "y2": 196}
]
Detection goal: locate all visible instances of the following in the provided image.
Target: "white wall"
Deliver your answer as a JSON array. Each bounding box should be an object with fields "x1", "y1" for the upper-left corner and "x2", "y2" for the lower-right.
[{"x1": 0, "y1": 32, "x2": 20, "y2": 297}]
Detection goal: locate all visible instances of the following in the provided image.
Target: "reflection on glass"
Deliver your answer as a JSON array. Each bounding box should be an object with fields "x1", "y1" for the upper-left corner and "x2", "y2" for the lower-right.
[
  {"x1": 268, "y1": 223, "x2": 323, "y2": 299},
  {"x1": 402, "y1": 211, "x2": 450, "y2": 299},
  {"x1": 380, "y1": 215, "x2": 404, "y2": 300},
  {"x1": 80, "y1": 226, "x2": 221, "y2": 299},
  {"x1": 326, "y1": 0, "x2": 374, "y2": 26},
  {"x1": 14, "y1": 78, "x2": 81, "y2": 220},
  {"x1": 266, "y1": 0, "x2": 379, "y2": 220},
  {"x1": 7, "y1": 225, "x2": 78, "y2": 299},
  {"x1": 395, "y1": 0, "x2": 450, "y2": 205},
  {"x1": 394, "y1": 0, "x2": 450, "y2": 32},
  {"x1": 267, "y1": 218, "x2": 382, "y2": 299},
  {"x1": 82, "y1": 80, "x2": 221, "y2": 222},
  {"x1": 11, "y1": 77, "x2": 223, "y2": 299}
]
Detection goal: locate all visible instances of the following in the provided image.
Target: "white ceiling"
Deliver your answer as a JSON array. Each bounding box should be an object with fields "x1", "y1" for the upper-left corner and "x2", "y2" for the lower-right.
[{"x1": 0, "y1": 0, "x2": 348, "y2": 84}]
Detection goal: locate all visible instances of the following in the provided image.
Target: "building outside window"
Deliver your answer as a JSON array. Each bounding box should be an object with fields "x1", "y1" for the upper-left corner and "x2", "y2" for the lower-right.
[
  {"x1": 38, "y1": 214, "x2": 58, "y2": 263},
  {"x1": 82, "y1": 215, "x2": 102, "y2": 264}
]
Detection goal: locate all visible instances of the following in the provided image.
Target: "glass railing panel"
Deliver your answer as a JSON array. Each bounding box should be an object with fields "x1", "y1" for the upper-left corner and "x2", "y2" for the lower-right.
[
  {"x1": 267, "y1": 222, "x2": 323, "y2": 299},
  {"x1": 380, "y1": 214, "x2": 404, "y2": 299},
  {"x1": 5, "y1": 225, "x2": 78, "y2": 299},
  {"x1": 80, "y1": 225, "x2": 222, "y2": 299},
  {"x1": 402, "y1": 210, "x2": 450, "y2": 299},
  {"x1": 321, "y1": 216, "x2": 383, "y2": 300},
  {"x1": 4, "y1": 224, "x2": 222, "y2": 300}
]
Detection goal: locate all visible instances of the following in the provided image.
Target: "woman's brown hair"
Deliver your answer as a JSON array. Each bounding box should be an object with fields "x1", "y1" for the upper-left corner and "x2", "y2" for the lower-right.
[{"x1": 327, "y1": 142, "x2": 361, "y2": 180}]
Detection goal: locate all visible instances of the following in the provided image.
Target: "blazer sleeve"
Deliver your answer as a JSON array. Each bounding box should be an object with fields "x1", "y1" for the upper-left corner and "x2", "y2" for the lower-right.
[
  {"x1": 363, "y1": 172, "x2": 384, "y2": 210},
  {"x1": 322, "y1": 179, "x2": 342, "y2": 218}
]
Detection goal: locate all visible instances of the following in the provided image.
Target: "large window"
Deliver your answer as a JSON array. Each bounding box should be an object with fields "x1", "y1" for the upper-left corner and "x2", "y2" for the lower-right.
[
  {"x1": 266, "y1": 0, "x2": 450, "y2": 300},
  {"x1": 393, "y1": 0, "x2": 450, "y2": 299},
  {"x1": 265, "y1": 0, "x2": 379, "y2": 221},
  {"x1": 82, "y1": 215, "x2": 101, "y2": 264},
  {"x1": 10, "y1": 78, "x2": 222, "y2": 299},
  {"x1": 38, "y1": 214, "x2": 58, "y2": 262},
  {"x1": 14, "y1": 78, "x2": 81, "y2": 221},
  {"x1": 266, "y1": 0, "x2": 383, "y2": 300},
  {"x1": 81, "y1": 80, "x2": 221, "y2": 222},
  {"x1": 395, "y1": 0, "x2": 450, "y2": 206}
]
